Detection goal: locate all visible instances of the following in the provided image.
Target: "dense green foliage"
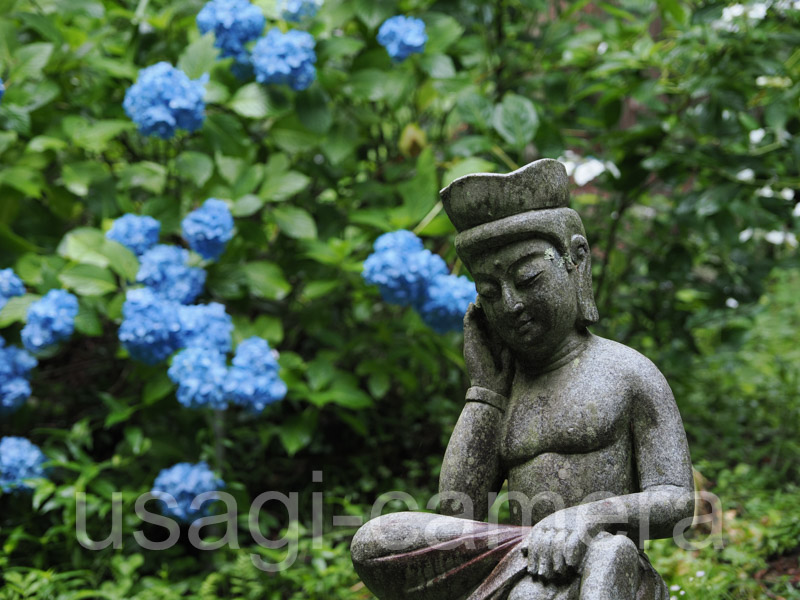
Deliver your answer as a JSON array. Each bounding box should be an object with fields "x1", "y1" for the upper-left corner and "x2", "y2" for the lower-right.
[{"x1": 1, "y1": 0, "x2": 799, "y2": 597}]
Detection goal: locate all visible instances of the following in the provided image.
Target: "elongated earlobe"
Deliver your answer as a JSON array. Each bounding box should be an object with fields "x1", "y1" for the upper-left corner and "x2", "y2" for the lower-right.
[{"x1": 570, "y1": 235, "x2": 599, "y2": 327}]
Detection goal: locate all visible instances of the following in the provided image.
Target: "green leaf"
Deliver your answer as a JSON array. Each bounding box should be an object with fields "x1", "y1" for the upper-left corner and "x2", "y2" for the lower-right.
[
  {"x1": 397, "y1": 147, "x2": 438, "y2": 222},
  {"x1": 270, "y1": 115, "x2": 320, "y2": 153},
  {"x1": 296, "y1": 88, "x2": 332, "y2": 134},
  {"x1": 215, "y1": 153, "x2": 246, "y2": 185},
  {"x1": 10, "y1": 42, "x2": 54, "y2": 80},
  {"x1": 58, "y1": 228, "x2": 109, "y2": 268},
  {"x1": 74, "y1": 302, "x2": 103, "y2": 336},
  {"x1": 0, "y1": 294, "x2": 39, "y2": 327},
  {"x1": 177, "y1": 33, "x2": 218, "y2": 80},
  {"x1": 62, "y1": 117, "x2": 134, "y2": 154},
  {"x1": 117, "y1": 162, "x2": 167, "y2": 194},
  {"x1": 273, "y1": 205, "x2": 317, "y2": 240},
  {"x1": 58, "y1": 264, "x2": 117, "y2": 296},
  {"x1": 232, "y1": 194, "x2": 264, "y2": 217},
  {"x1": 423, "y1": 13, "x2": 464, "y2": 54},
  {"x1": 60, "y1": 162, "x2": 109, "y2": 197},
  {"x1": 260, "y1": 155, "x2": 310, "y2": 202},
  {"x1": 103, "y1": 240, "x2": 139, "y2": 281},
  {"x1": 0, "y1": 166, "x2": 45, "y2": 198},
  {"x1": 243, "y1": 261, "x2": 292, "y2": 300},
  {"x1": 229, "y1": 83, "x2": 269, "y2": 119},
  {"x1": 176, "y1": 151, "x2": 214, "y2": 187},
  {"x1": 443, "y1": 157, "x2": 497, "y2": 187},
  {"x1": 278, "y1": 411, "x2": 317, "y2": 456},
  {"x1": 493, "y1": 93, "x2": 539, "y2": 149},
  {"x1": 142, "y1": 371, "x2": 174, "y2": 405},
  {"x1": 354, "y1": 0, "x2": 393, "y2": 29}
]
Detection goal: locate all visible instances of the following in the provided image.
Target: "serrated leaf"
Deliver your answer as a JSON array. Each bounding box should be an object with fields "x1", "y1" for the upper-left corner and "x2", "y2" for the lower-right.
[
  {"x1": 103, "y1": 240, "x2": 139, "y2": 281},
  {"x1": 0, "y1": 294, "x2": 39, "y2": 327},
  {"x1": 11, "y1": 42, "x2": 54, "y2": 80},
  {"x1": 177, "y1": 33, "x2": 217, "y2": 80},
  {"x1": 492, "y1": 93, "x2": 539, "y2": 149},
  {"x1": 273, "y1": 205, "x2": 317, "y2": 239},
  {"x1": 278, "y1": 411, "x2": 317, "y2": 456},
  {"x1": 117, "y1": 162, "x2": 167, "y2": 194},
  {"x1": 58, "y1": 264, "x2": 117, "y2": 296},
  {"x1": 229, "y1": 83, "x2": 269, "y2": 119},
  {"x1": 176, "y1": 151, "x2": 214, "y2": 187},
  {"x1": 243, "y1": 261, "x2": 292, "y2": 300},
  {"x1": 74, "y1": 302, "x2": 103, "y2": 336},
  {"x1": 58, "y1": 228, "x2": 109, "y2": 268}
]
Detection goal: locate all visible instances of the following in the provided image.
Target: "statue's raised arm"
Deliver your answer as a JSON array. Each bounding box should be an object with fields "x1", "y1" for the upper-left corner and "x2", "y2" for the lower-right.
[{"x1": 352, "y1": 159, "x2": 695, "y2": 600}]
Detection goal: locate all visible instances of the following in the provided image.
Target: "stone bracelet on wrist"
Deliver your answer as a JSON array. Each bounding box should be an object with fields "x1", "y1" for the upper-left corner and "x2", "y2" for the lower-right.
[{"x1": 465, "y1": 386, "x2": 508, "y2": 413}]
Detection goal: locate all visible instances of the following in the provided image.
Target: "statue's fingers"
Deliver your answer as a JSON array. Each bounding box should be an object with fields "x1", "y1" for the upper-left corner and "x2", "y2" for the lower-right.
[
  {"x1": 551, "y1": 530, "x2": 568, "y2": 575},
  {"x1": 564, "y1": 531, "x2": 584, "y2": 569},
  {"x1": 526, "y1": 528, "x2": 546, "y2": 576},
  {"x1": 537, "y1": 531, "x2": 555, "y2": 580}
]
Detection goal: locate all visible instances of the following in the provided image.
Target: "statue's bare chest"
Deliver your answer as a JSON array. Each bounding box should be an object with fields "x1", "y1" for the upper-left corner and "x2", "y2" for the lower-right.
[{"x1": 500, "y1": 369, "x2": 632, "y2": 467}]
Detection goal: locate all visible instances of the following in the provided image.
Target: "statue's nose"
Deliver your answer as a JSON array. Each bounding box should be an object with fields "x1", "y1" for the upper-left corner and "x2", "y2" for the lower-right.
[{"x1": 502, "y1": 286, "x2": 525, "y2": 315}]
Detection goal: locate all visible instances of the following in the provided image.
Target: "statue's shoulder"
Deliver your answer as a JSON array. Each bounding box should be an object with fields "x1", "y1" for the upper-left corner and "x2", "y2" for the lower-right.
[{"x1": 584, "y1": 334, "x2": 670, "y2": 393}]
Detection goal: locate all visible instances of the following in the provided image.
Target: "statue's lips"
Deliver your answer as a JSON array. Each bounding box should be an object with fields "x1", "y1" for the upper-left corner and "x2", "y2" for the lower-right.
[{"x1": 516, "y1": 315, "x2": 535, "y2": 330}]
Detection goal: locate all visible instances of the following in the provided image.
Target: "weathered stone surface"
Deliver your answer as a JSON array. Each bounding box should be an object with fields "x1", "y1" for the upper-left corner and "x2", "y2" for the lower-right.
[{"x1": 352, "y1": 159, "x2": 695, "y2": 600}]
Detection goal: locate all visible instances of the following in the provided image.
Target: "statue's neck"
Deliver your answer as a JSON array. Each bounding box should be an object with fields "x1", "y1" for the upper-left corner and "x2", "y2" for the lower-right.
[{"x1": 515, "y1": 329, "x2": 591, "y2": 376}]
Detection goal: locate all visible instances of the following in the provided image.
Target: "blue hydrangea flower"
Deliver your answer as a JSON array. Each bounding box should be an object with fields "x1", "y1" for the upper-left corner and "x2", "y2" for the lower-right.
[
  {"x1": 151, "y1": 461, "x2": 224, "y2": 523},
  {"x1": 181, "y1": 199, "x2": 234, "y2": 261},
  {"x1": 225, "y1": 337, "x2": 286, "y2": 412},
  {"x1": 0, "y1": 77, "x2": 4, "y2": 104},
  {"x1": 372, "y1": 230, "x2": 424, "y2": 254},
  {"x1": 137, "y1": 245, "x2": 206, "y2": 304},
  {"x1": 168, "y1": 346, "x2": 228, "y2": 410},
  {"x1": 123, "y1": 62, "x2": 208, "y2": 139},
  {"x1": 377, "y1": 16, "x2": 427, "y2": 62},
  {"x1": 277, "y1": 0, "x2": 322, "y2": 21},
  {"x1": 251, "y1": 28, "x2": 316, "y2": 91},
  {"x1": 419, "y1": 274, "x2": 477, "y2": 333},
  {"x1": 363, "y1": 247, "x2": 448, "y2": 307},
  {"x1": 0, "y1": 268, "x2": 26, "y2": 313},
  {"x1": 21, "y1": 290, "x2": 79, "y2": 354},
  {"x1": 106, "y1": 214, "x2": 161, "y2": 257},
  {"x1": 178, "y1": 302, "x2": 233, "y2": 354},
  {"x1": 0, "y1": 437, "x2": 47, "y2": 493},
  {"x1": 118, "y1": 288, "x2": 183, "y2": 365},
  {"x1": 197, "y1": 0, "x2": 265, "y2": 65},
  {"x1": 0, "y1": 337, "x2": 37, "y2": 415}
]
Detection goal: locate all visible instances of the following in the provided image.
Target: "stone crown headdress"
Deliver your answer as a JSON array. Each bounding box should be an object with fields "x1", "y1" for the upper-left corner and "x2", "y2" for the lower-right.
[
  {"x1": 440, "y1": 158, "x2": 599, "y2": 326},
  {"x1": 440, "y1": 158, "x2": 584, "y2": 261}
]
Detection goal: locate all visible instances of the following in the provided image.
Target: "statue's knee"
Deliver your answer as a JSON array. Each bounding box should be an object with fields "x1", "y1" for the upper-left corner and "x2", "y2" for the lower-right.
[
  {"x1": 508, "y1": 577, "x2": 554, "y2": 600},
  {"x1": 586, "y1": 534, "x2": 639, "y2": 568}
]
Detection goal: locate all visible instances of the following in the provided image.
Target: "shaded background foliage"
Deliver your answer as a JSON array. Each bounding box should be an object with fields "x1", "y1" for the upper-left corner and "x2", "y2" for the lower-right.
[{"x1": 0, "y1": 0, "x2": 799, "y2": 598}]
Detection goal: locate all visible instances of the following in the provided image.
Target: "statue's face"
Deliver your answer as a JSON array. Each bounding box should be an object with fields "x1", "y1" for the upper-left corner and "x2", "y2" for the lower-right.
[{"x1": 469, "y1": 238, "x2": 578, "y2": 354}]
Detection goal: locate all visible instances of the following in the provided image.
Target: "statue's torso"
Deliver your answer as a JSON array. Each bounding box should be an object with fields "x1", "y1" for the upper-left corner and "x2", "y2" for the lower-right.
[{"x1": 500, "y1": 336, "x2": 639, "y2": 525}]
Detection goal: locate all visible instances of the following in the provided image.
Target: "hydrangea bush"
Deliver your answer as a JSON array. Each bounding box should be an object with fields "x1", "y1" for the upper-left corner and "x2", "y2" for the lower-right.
[
  {"x1": 123, "y1": 63, "x2": 208, "y2": 139},
  {"x1": 0, "y1": 1, "x2": 798, "y2": 598},
  {"x1": 150, "y1": 462, "x2": 224, "y2": 522},
  {"x1": 0, "y1": 437, "x2": 47, "y2": 493}
]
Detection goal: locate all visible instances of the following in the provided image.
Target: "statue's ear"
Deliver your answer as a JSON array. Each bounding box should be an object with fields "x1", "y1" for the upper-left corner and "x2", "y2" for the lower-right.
[{"x1": 570, "y1": 234, "x2": 599, "y2": 327}]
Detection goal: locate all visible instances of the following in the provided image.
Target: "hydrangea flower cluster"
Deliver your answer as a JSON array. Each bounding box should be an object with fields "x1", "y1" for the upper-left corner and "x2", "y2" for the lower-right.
[
  {"x1": 105, "y1": 214, "x2": 161, "y2": 257},
  {"x1": 0, "y1": 268, "x2": 25, "y2": 312},
  {"x1": 150, "y1": 461, "x2": 224, "y2": 522},
  {"x1": 363, "y1": 230, "x2": 477, "y2": 333},
  {"x1": 123, "y1": 62, "x2": 208, "y2": 139},
  {"x1": 0, "y1": 436, "x2": 47, "y2": 493},
  {"x1": 168, "y1": 346, "x2": 229, "y2": 410},
  {"x1": 118, "y1": 288, "x2": 184, "y2": 364},
  {"x1": 377, "y1": 16, "x2": 427, "y2": 62},
  {"x1": 419, "y1": 274, "x2": 478, "y2": 334},
  {"x1": 21, "y1": 290, "x2": 79, "y2": 354},
  {"x1": 363, "y1": 230, "x2": 448, "y2": 307},
  {"x1": 0, "y1": 338, "x2": 37, "y2": 415},
  {"x1": 225, "y1": 337, "x2": 287, "y2": 412},
  {"x1": 252, "y1": 28, "x2": 316, "y2": 91},
  {"x1": 136, "y1": 245, "x2": 207, "y2": 305},
  {"x1": 119, "y1": 289, "x2": 233, "y2": 364},
  {"x1": 168, "y1": 336, "x2": 286, "y2": 412},
  {"x1": 181, "y1": 199, "x2": 234, "y2": 260},
  {"x1": 196, "y1": 0, "x2": 265, "y2": 65},
  {"x1": 278, "y1": 0, "x2": 323, "y2": 22}
]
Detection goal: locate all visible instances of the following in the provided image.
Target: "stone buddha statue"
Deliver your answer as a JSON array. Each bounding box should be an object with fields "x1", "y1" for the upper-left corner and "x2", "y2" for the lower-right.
[{"x1": 351, "y1": 159, "x2": 695, "y2": 600}]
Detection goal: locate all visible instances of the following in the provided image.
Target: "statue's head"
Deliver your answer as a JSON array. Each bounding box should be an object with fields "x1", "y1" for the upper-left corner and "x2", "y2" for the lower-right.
[{"x1": 440, "y1": 159, "x2": 598, "y2": 353}]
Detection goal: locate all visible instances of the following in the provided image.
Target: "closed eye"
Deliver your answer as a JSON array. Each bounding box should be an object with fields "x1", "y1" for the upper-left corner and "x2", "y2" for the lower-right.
[
  {"x1": 515, "y1": 270, "x2": 543, "y2": 289},
  {"x1": 476, "y1": 282, "x2": 499, "y2": 299}
]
